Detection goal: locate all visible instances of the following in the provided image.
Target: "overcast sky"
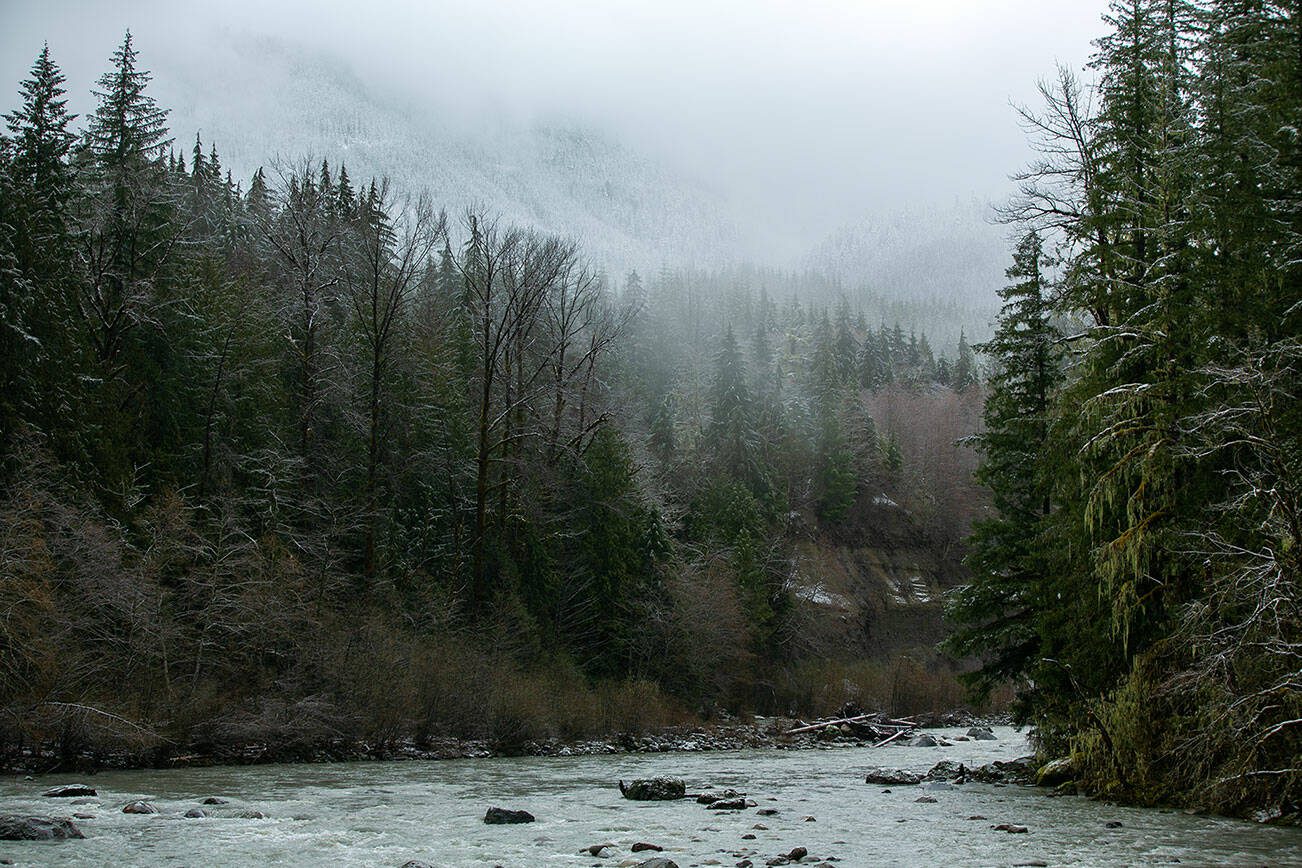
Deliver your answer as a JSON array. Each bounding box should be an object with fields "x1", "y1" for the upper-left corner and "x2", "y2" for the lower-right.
[{"x1": 2, "y1": 0, "x2": 1108, "y2": 240}]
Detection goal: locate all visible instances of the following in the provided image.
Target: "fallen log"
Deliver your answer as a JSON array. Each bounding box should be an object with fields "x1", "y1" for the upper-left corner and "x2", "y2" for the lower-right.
[
  {"x1": 871, "y1": 728, "x2": 912, "y2": 748},
  {"x1": 783, "y1": 714, "x2": 879, "y2": 736},
  {"x1": 783, "y1": 713, "x2": 918, "y2": 737}
]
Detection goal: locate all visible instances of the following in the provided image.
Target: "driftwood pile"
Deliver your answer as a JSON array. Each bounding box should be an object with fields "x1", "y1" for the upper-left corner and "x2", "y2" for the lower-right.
[{"x1": 782, "y1": 713, "x2": 917, "y2": 746}]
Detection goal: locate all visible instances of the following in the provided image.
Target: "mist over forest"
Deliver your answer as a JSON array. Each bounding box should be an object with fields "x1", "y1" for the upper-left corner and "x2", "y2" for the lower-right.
[{"x1": 0, "y1": 0, "x2": 1297, "y2": 847}]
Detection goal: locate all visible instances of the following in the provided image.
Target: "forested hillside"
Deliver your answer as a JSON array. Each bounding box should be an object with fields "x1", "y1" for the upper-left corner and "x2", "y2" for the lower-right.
[
  {"x1": 0, "y1": 33, "x2": 987, "y2": 764},
  {"x1": 948, "y1": 0, "x2": 1300, "y2": 821}
]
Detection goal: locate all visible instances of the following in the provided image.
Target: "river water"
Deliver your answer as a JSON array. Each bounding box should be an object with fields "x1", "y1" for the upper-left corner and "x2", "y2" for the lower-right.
[{"x1": 2, "y1": 727, "x2": 1299, "y2": 866}]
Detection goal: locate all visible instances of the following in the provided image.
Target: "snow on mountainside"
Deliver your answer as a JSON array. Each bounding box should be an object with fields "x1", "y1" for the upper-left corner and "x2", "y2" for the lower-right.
[
  {"x1": 150, "y1": 34, "x2": 747, "y2": 276},
  {"x1": 805, "y1": 202, "x2": 1009, "y2": 314},
  {"x1": 147, "y1": 33, "x2": 1010, "y2": 316}
]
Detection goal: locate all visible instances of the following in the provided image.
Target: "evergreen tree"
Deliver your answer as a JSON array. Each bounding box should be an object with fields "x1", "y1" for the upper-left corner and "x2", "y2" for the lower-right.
[
  {"x1": 1, "y1": 44, "x2": 78, "y2": 454},
  {"x1": 706, "y1": 324, "x2": 760, "y2": 486},
  {"x1": 4, "y1": 44, "x2": 77, "y2": 223},
  {"x1": 80, "y1": 29, "x2": 175, "y2": 367},
  {"x1": 953, "y1": 329, "x2": 978, "y2": 390},
  {"x1": 945, "y1": 231, "x2": 1061, "y2": 697}
]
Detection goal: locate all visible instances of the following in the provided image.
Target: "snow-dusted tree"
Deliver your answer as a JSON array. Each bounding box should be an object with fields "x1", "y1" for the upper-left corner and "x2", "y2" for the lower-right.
[{"x1": 945, "y1": 230, "x2": 1061, "y2": 698}]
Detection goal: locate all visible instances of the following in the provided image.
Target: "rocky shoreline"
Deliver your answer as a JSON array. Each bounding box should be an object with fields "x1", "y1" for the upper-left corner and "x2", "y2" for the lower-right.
[{"x1": 1, "y1": 711, "x2": 1007, "y2": 776}]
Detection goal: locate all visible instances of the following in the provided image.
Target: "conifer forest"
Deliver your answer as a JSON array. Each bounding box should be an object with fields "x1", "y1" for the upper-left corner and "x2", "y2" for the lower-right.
[{"x1": 0, "y1": 0, "x2": 1298, "y2": 830}]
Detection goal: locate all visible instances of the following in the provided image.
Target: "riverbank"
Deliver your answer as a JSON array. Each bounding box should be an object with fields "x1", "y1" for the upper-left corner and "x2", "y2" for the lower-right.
[{"x1": 1, "y1": 710, "x2": 1003, "y2": 776}]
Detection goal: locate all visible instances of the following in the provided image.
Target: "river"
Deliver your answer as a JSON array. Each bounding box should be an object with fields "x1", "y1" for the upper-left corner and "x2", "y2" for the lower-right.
[{"x1": 2, "y1": 727, "x2": 1299, "y2": 866}]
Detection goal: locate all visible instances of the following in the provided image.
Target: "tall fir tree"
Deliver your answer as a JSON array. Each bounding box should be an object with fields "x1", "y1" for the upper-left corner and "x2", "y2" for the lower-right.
[{"x1": 945, "y1": 231, "x2": 1061, "y2": 698}]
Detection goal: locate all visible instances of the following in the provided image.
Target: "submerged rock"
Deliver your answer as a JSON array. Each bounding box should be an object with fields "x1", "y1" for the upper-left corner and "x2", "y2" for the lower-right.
[
  {"x1": 620, "y1": 777, "x2": 686, "y2": 801},
  {"x1": 400, "y1": 862, "x2": 434, "y2": 868},
  {"x1": 483, "y1": 806, "x2": 535, "y2": 824},
  {"x1": 0, "y1": 815, "x2": 85, "y2": 840},
  {"x1": 634, "y1": 859, "x2": 679, "y2": 868},
  {"x1": 864, "y1": 767, "x2": 922, "y2": 786},
  {"x1": 41, "y1": 784, "x2": 96, "y2": 798},
  {"x1": 992, "y1": 823, "x2": 1029, "y2": 833},
  {"x1": 583, "y1": 842, "x2": 617, "y2": 856},
  {"x1": 238, "y1": 810, "x2": 268, "y2": 819}
]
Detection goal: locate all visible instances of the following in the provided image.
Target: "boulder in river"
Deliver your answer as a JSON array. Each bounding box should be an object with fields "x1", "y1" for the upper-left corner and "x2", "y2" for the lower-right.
[
  {"x1": 483, "y1": 806, "x2": 535, "y2": 824},
  {"x1": 1035, "y1": 757, "x2": 1076, "y2": 787},
  {"x1": 991, "y1": 823, "x2": 1029, "y2": 833},
  {"x1": 969, "y1": 757, "x2": 1035, "y2": 785},
  {"x1": 583, "y1": 842, "x2": 617, "y2": 856},
  {"x1": 238, "y1": 810, "x2": 268, "y2": 819},
  {"x1": 909, "y1": 734, "x2": 940, "y2": 747},
  {"x1": 967, "y1": 726, "x2": 998, "y2": 741},
  {"x1": 924, "y1": 760, "x2": 969, "y2": 782},
  {"x1": 400, "y1": 862, "x2": 434, "y2": 868},
  {"x1": 865, "y1": 767, "x2": 922, "y2": 786},
  {"x1": 635, "y1": 859, "x2": 679, "y2": 868},
  {"x1": 619, "y1": 777, "x2": 686, "y2": 801},
  {"x1": 696, "y1": 788, "x2": 744, "y2": 804},
  {"x1": 183, "y1": 808, "x2": 207, "y2": 818},
  {"x1": 200, "y1": 797, "x2": 228, "y2": 805},
  {"x1": 706, "y1": 796, "x2": 750, "y2": 810},
  {"x1": 122, "y1": 800, "x2": 159, "y2": 815},
  {"x1": 631, "y1": 842, "x2": 663, "y2": 852},
  {"x1": 41, "y1": 784, "x2": 96, "y2": 798},
  {"x1": 0, "y1": 815, "x2": 85, "y2": 840}
]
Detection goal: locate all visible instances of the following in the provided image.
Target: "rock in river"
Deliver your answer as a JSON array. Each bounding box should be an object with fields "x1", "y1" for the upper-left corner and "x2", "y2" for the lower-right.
[
  {"x1": 122, "y1": 800, "x2": 159, "y2": 815},
  {"x1": 696, "y1": 788, "x2": 744, "y2": 804},
  {"x1": 969, "y1": 758, "x2": 1035, "y2": 785},
  {"x1": 635, "y1": 859, "x2": 679, "y2": 868},
  {"x1": 41, "y1": 784, "x2": 96, "y2": 798},
  {"x1": 484, "y1": 806, "x2": 535, "y2": 824},
  {"x1": 865, "y1": 767, "x2": 922, "y2": 786},
  {"x1": 1035, "y1": 757, "x2": 1076, "y2": 787},
  {"x1": 706, "y1": 796, "x2": 750, "y2": 810},
  {"x1": 924, "y1": 760, "x2": 969, "y2": 782},
  {"x1": 0, "y1": 815, "x2": 85, "y2": 840},
  {"x1": 620, "y1": 777, "x2": 686, "y2": 801},
  {"x1": 967, "y1": 726, "x2": 998, "y2": 741}
]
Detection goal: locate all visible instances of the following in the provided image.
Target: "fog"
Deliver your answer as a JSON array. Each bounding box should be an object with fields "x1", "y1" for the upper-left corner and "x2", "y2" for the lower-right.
[{"x1": 2, "y1": 0, "x2": 1108, "y2": 276}]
